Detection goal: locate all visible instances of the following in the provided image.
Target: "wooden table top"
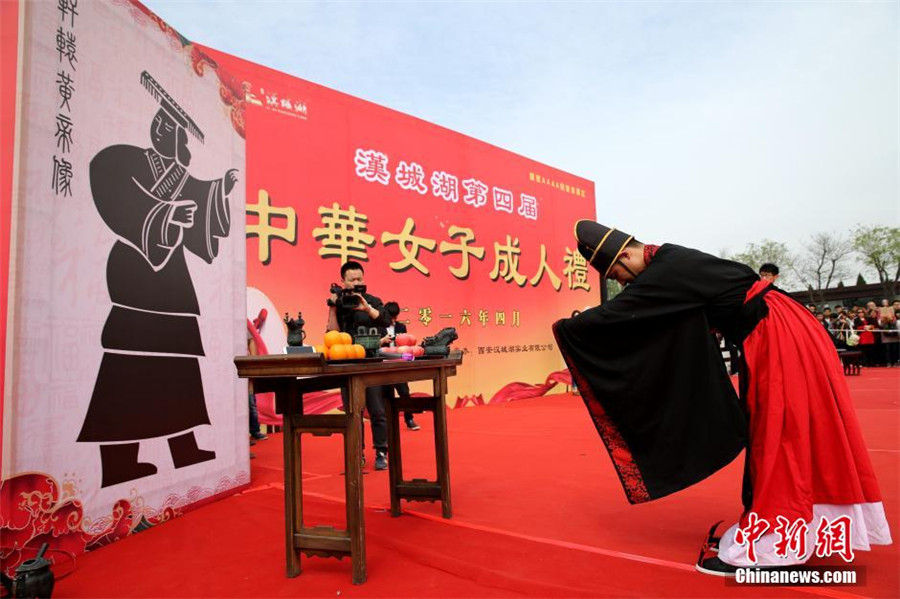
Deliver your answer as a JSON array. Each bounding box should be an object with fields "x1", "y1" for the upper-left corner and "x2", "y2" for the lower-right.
[{"x1": 234, "y1": 351, "x2": 463, "y2": 378}]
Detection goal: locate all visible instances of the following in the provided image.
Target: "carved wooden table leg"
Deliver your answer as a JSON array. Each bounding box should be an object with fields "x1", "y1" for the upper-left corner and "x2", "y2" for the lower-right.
[
  {"x1": 387, "y1": 388, "x2": 403, "y2": 517},
  {"x1": 346, "y1": 376, "x2": 367, "y2": 584},
  {"x1": 434, "y1": 371, "x2": 452, "y2": 518},
  {"x1": 279, "y1": 382, "x2": 302, "y2": 577}
]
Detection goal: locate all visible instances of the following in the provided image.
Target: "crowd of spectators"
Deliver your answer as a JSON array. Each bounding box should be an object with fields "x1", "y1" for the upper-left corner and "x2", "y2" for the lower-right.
[
  {"x1": 807, "y1": 299, "x2": 900, "y2": 367},
  {"x1": 756, "y1": 263, "x2": 899, "y2": 368}
]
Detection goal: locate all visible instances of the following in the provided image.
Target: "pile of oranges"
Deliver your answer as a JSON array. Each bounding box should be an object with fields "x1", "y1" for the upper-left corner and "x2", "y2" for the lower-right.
[{"x1": 315, "y1": 330, "x2": 367, "y2": 360}]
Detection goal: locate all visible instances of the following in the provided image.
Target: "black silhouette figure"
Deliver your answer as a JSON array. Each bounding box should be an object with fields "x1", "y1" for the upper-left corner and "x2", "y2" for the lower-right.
[{"x1": 77, "y1": 72, "x2": 238, "y2": 488}]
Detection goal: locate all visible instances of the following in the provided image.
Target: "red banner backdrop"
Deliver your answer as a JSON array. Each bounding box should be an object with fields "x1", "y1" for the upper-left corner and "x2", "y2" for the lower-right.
[{"x1": 203, "y1": 47, "x2": 597, "y2": 404}]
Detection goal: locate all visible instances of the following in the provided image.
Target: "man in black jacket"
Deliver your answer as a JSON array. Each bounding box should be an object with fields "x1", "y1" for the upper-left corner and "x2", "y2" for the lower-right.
[{"x1": 326, "y1": 261, "x2": 392, "y2": 470}]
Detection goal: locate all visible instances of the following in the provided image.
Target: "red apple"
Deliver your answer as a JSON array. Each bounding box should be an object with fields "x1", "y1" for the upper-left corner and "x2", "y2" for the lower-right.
[
  {"x1": 411, "y1": 345, "x2": 425, "y2": 357},
  {"x1": 395, "y1": 333, "x2": 413, "y2": 347}
]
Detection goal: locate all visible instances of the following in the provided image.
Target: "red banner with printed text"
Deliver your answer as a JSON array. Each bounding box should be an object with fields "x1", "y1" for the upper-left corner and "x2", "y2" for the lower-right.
[{"x1": 204, "y1": 47, "x2": 597, "y2": 404}]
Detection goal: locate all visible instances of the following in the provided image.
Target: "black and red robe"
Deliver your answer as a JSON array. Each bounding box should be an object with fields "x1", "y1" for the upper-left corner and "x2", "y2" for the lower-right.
[{"x1": 553, "y1": 244, "x2": 890, "y2": 564}]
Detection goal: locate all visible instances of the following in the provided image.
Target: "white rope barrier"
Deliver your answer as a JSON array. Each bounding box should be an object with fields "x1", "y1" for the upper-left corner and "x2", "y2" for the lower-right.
[{"x1": 827, "y1": 329, "x2": 899, "y2": 334}]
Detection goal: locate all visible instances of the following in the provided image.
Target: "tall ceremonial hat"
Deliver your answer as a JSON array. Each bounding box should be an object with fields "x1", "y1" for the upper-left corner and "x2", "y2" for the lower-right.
[
  {"x1": 141, "y1": 71, "x2": 205, "y2": 143},
  {"x1": 574, "y1": 220, "x2": 634, "y2": 278}
]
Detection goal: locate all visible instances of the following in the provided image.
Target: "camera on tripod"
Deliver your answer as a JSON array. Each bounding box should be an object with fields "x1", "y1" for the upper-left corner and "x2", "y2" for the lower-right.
[{"x1": 327, "y1": 282, "x2": 367, "y2": 309}]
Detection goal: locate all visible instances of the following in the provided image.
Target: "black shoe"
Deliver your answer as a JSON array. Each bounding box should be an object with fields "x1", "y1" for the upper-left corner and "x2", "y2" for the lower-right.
[
  {"x1": 697, "y1": 555, "x2": 800, "y2": 577},
  {"x1": 251, "y1": 431, "x2": 268, "y2": 441},
  {"x1": 696, "y1": 556, "x2": 737, "y2": 577},
  {"x1": 168, "y1": 431, "x2": 216, "y2": 469},
  {"x1": 100, "y1": 443, "x2": 158, "y2": 488},
  {"x1": 698, "y1": 520, "x2": 723, "y2": 558},
  {"x1": 405, "y1": 417, "x2": 420, "y2": 431},
  {"x1": 374, "y1": 451, "x2": 388, "y2": 470}
]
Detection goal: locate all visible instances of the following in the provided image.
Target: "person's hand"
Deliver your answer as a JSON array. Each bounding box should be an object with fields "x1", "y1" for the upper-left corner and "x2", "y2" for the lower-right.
[
  {"x1": 171, "y1": 199, "x2": 197, "y2": 227},
  {"x1": 224, "y1": 169, "x2": 239, "y2": 195},
  {"x1": 353, "y1": 294, "x2": 370, "y2": 312},
  {"x1": 380, "y1": 334, "x2": 392, "y2": 346}
]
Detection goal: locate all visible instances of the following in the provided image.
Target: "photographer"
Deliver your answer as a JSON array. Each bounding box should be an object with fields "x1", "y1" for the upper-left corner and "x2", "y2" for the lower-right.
[{"x1": 326, "y1": 261, "x2": 392, "y2": 470}]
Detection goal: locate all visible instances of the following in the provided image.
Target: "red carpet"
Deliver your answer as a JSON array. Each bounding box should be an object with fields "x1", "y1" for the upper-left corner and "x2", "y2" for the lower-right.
[{"x1": 56, "y1": 369, "x2": 898, "y2": 598}]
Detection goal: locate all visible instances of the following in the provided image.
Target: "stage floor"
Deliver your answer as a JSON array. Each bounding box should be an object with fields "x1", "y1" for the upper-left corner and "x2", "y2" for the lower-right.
[{"x1": 59, "y1": 369, "x2": 899, "y2": 598}]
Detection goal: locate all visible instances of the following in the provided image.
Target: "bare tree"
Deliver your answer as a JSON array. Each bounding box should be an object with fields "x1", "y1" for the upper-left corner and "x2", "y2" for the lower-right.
[
  {"x1": 795, "y1": 232, "x2": 854, "y2": 305},
  {"x1": 852, "y1": 225, "x2": 900, "y2": 302}
]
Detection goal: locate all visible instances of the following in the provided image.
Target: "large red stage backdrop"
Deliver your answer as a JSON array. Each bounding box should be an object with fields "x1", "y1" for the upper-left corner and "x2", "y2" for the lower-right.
[
  {"x1": 202, "y1": 47, "x2": 597, "y2": 404},
  {"x1": 0, "y1": 0, "x2": 597, "y2": 574}
]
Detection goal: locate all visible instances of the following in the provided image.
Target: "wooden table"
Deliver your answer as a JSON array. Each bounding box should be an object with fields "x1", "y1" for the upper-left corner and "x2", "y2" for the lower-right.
[
  {"x1": 234, "y1": 352, "x2": 462, "y2": 585},
  {"x1": 838, "y1": 349, "x2": 863, "y2": 375}
]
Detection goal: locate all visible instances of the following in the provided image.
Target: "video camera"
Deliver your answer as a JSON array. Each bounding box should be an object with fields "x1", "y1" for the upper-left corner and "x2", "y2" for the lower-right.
[{"x1": 327, "y1": 282, "x2": 367, "y2": 310}]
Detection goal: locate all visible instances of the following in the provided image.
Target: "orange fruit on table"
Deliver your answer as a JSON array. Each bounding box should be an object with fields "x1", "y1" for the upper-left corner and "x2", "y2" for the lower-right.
[
  {"x1": 329, "y1": 344, "x2": 349, "y2": 360},
  {"x1": 314, "y1": 344, "x2": 326, "y2": 355},
  {"x1": 324, "y1": 330, "x2": 342, "y2": 348},
  {"x1": 352, "y1": 344, "x2": 366, "y2": 359},
  {"x1": 340, "y1": 332, "x2": 352, "y2": 345}
]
